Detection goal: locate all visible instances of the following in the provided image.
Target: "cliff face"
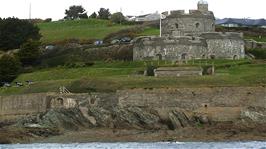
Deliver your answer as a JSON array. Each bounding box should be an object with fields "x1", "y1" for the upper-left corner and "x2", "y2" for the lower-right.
[{"x1": 0, "y1": 86, "x2": 266, "y2": 143}]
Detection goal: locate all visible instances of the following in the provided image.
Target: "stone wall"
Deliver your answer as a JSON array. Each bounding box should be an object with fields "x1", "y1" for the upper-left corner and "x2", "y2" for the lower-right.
[
  {"x1": 0, "y1": 87, "x2": 265, "y2": 122},
  {"x1": 117, "y1": 87, "x2": 266, "y2": 109},
  {"x1": 0, "y1": 93, "x2": 118, "y2": 118},
  {"x1": 117, "y1": 87, "x2": 266, "y2": 122},
  {"x1": 0, "y1": 93, "x2": 48, "y2": 116},
  {"x1": 133, "y1": 36, "x2": 207, "y2": 61},
  {"x1": 162, "y1": 10, "x2": 215, "y2": 37},
  {"x1": 200, "y1": 32, "x2": 245, "y2": 59},
  {"x1": 154, "y1": 67, "x2": 203, "y2": 77},
  {"x1": 245, "y1": 39, "x2": 266, "y2": 49},
  {"x1": 133, "y1": 32, "x2": 245, "y2": 60}
]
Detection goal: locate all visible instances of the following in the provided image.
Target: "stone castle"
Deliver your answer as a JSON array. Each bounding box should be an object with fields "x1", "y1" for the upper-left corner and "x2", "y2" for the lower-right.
[{"x1": 133, "y1": 1, "x2": 245, "y2": 61}]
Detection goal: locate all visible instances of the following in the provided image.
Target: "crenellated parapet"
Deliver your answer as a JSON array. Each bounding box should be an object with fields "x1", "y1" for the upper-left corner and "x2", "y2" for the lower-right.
[
  {"x1": 165, "y1": 9, "x2": 215, "y2": 19},
  {"x1": 133, "y1": 1, "x2": 245, "y2": 61}
]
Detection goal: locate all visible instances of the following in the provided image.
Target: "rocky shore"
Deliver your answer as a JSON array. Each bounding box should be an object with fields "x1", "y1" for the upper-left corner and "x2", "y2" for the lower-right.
[
  {"x1": 0, "y1": 87, "x2": 265, "y2": 143},
  {"x1": 1, "y1": 105, "x2": 266, "y2": 143}
]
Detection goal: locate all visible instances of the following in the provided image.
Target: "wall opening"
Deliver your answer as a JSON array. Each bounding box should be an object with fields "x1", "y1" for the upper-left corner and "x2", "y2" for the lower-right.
[
  {"x1": 181, "y1": 53, "x2": 188, "y2": 60},
  {"x1": 202, "y1": 54, "x2": 206, "y2": 59},
  {"x1": 57, "y1": 98, "x2": 64, "y2": 106},
  {"x1": 210, "y1": 55, "x2": 215, "y2": 59},
  {"x1": 195, "y1": 23, "x2": 200, "y2": 28},
  {"x1": 233, "y1": 55, "x2": 238, "y2": 60},
  {"x1": 90, "y1": 98, "x2": 96, "y2": 105},
  {"x1": 175, "y1": 23, "x2": 179, "y2": 29},
  {"x1": 156, "y1": 54, "x2": 163, "y2": 60}
]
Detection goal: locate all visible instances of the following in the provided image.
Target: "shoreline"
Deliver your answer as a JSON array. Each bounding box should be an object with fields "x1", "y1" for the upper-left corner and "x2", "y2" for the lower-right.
[{"x1": 34, "y1": 127, "x2": 266, "y2": 144}]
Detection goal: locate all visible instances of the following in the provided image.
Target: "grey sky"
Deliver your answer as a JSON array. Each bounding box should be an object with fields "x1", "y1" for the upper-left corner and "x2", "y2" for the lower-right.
[{"x1": 0, "y1": 0, "x2": 265, "y2": 20}]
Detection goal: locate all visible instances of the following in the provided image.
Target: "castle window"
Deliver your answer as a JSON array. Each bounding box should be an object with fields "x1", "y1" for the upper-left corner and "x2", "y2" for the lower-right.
[
  {"x1": 210, "y1": 55, "x2": 215, "y2": 59},
  {"x1": 175, "y1": 23, "x2": 179, "y2": 29},
  {"x1": 195, "y1": 23, "x2": 200, "y2": 28}
]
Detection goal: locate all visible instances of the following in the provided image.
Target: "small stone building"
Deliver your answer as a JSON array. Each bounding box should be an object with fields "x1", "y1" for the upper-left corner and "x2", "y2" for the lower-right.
[
  {"x1": 154, "y1": 67, "x2": 203, "y2": 77},
  {"x1": 133, "y1": 1, "x2": 245, "y2": 61}
]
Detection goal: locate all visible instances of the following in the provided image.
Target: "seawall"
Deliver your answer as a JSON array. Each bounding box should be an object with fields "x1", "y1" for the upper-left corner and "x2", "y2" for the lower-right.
[{"x1": 0, "y1": 87, "x2": 265, "y2": 122}]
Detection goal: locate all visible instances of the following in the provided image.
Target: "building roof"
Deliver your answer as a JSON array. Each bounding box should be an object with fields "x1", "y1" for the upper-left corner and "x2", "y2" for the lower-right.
[{"x1": 216, "y1": 18, "x2": 266, "y2": 26}]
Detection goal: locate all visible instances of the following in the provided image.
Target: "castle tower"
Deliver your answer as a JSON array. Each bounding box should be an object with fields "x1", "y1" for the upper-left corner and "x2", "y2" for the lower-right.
[{"x1": 198, "y1": 0, "x2": 208, "y2": 12}]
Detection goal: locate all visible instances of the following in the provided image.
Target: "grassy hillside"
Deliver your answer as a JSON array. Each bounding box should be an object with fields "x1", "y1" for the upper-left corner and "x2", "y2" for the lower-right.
[
  {"x1": 37, "y1": 19, "x2": 159, "y2": 44},
  {"x1": 38, "y1": 20, "x2": 265, "y2": 44},
  {"x1": 0, "y1": 60, "x2": 265, "y2": 95}
]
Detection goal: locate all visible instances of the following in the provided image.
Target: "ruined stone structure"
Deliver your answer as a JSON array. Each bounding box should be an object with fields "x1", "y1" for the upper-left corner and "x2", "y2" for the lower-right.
[
  {"x1": 154, "y1": 67, "x2": 203, "y2": 77},
  {"x1": 133, "y1": 1, "x2": 245, "y2": 60}
]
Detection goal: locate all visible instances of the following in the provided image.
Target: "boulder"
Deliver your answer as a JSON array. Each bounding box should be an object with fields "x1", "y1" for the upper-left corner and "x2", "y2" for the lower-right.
[
  {"x1": 38, "y1": 108, "x2": 89, "y2": 130},
  {"x1": 87, "y1": 107, "x2": 113, "y2": 127},
  {"x1": 241, "y1": 107, "x2": 266, "y2": 123}
]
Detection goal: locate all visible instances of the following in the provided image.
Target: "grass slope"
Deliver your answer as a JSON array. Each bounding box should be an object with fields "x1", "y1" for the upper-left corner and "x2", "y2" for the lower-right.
[
  {"x1": 0, "y1": 60, "x2": 265, "y2": 95},
  {"x1": 38, "y1": 19, "x2": 134, "y2": 44}
]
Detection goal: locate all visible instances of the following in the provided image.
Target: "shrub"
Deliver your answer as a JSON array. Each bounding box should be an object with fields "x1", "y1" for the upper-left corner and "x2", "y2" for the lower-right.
[
  {"x1": 44, "y1": 18, "x2": 52, "y2": 22},
  {"x1": 247, "y1": 49, "x2": 266, "y2": 59},
  {"x1": 0, "y1": 54, "x2": 21, "y2": 83},
  {"x1": 111, "y1": 12, "x2": 125, "y2": 24},
  {"x1": 146, "y1": 65, "x2": 156, "y2": 76},
  {"x1": 17, "y1": 40, "x2": 41, "y2": 66}
]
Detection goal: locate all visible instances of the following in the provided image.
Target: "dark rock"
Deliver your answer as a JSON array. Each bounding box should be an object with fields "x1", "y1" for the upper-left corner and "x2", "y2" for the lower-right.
[
  {"x1": 39, "y1": 108, "x2": 89, "y2": 130},
  {"x1": 127, "y1": 107, "x2": 160, "y2": 129},
  {"x1": 87, "y1": 107, "x2": 113, "y2": 127},
  {"x1": 112, "y1": 107, "x2": 141, "y2": 129},
  {"x1": 168, "y1": 110, "x2": 190, "y2": 130}
]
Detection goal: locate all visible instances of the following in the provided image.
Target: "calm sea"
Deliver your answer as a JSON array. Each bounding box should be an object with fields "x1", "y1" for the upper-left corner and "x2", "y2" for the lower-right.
[{"x1": 1, "y1": 142, "x2": 266, "y2": 149}]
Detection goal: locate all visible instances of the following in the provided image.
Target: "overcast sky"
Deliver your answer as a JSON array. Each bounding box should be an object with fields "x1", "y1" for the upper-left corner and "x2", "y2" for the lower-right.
[{"x1": 0, "y1": 0, "x2": 265, "y2": 20}]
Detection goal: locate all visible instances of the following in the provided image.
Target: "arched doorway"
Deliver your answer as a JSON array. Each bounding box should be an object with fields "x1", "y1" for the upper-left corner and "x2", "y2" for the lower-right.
[
  {"x1": 210, "y1": 55, "x2": 215, "y2": 59},
  {"x1": 181, "y1": 53, "x2": 188, "y2": 60},
  {"x1": 156, "y1": 54, "x2": 162, "y2": 60},
  {"x1": 233, "y1": 55, "x2": 238, "y2": 60}
]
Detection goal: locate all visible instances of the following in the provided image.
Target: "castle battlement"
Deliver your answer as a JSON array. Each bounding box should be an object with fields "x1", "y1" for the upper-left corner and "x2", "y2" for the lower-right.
[
  {"x1": 168, "y1": 10, "x2": 213, "y2": 16},
  {"x1": 133, "y1": 1, "x2": 245, "y2": 61}
]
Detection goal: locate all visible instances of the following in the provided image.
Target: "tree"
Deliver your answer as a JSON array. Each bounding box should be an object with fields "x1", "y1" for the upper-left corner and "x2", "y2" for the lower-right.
[
  {"x1": 98, "y1": 8, "x2": 111, "y2": 20},
  {"x1": 111, "y1": 12, "x2": 125, "y2": 24},
  {"x1": 0, "y1": 17, "x2": 41, "y2": 51},
  {"x1": 89, "y1": 12, "x2": 97, "y2": 19},
  {"x1": 17, "y1": 40, "x2": 41, "y2": 66},
  {"x1": 0, "y1": 54, "x2": 21, "y2": 83},
  {"x1": 64, "y1": 5, "x2": 88, "y2": 20},
  {"x1": 79, "y1": 13, "x2": 88, "y2": 19}
]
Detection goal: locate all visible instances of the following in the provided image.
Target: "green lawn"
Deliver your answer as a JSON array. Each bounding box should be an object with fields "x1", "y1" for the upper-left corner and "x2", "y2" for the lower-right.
[
  {"x1": 245, "y1": 35, "x2": 266, "y2": 42},
  {"x1": 38, "y1": 19, "x2": 134, "y2": 44},
  {"x1": 0, "y1": 60, "x2": 265, "y2": 95},
  {"x1": 139, "y1": 27, "x2": 160, "y2": 36}
]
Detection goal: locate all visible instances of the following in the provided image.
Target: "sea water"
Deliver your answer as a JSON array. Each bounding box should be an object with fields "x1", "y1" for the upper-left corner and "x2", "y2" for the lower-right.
[{"x1": 1, "y1": 142, "x2": 266, "y2": 149}]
